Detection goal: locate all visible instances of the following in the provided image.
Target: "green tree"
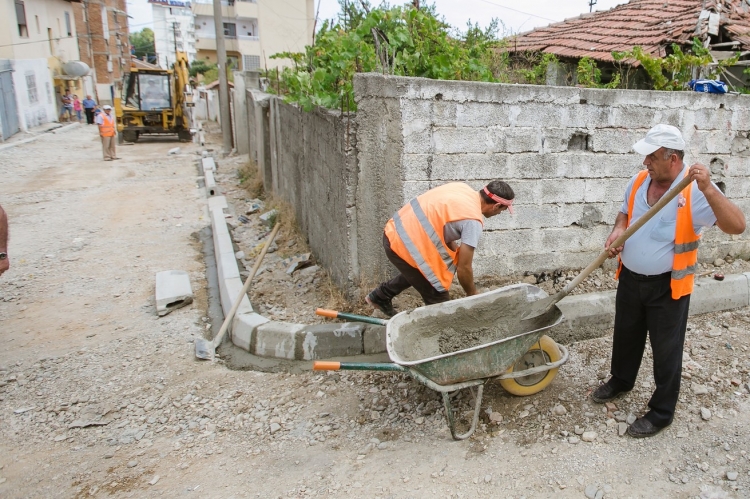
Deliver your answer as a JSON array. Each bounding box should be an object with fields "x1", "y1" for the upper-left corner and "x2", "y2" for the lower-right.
[
  {"x1": 130, "y1": 28, "x2": 156, "y2": 62},
  {"x1": 268, "y1": 3, "x2": 503, "y2": 111}
]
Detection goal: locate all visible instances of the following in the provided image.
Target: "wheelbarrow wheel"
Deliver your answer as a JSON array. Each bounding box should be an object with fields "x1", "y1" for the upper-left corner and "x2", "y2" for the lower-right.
[{"x1": 498, "y1": 335, "x2": 561, "y2": 396}]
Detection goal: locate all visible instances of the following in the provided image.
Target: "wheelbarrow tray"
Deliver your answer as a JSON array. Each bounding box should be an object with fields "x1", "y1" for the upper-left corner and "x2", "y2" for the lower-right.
[{"x1": 386, "y1": 284, "x2": 563, "y2": 386}]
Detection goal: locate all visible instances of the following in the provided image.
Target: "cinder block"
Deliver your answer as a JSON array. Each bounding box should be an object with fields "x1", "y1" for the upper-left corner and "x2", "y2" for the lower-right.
[
  {"x1": 205, "y1": 170, "x2": 217, "y2": 197},
  {"x1": 504, "y1": 128, "x2": 541, "y2": 153},
  {"x1": 300, "y1": 323, "x2": 364, "y2": 360},
  {"x1": 363, "y1": 325, "x2": 387, "y2": 354},
  {"x1": 562, "y1": 105, "x2": 611, "y2": 129},
  {"x1": 232, "y1": 312, "x2": 269, "y2": 351},
  {"x1": 253, "y1": 321, "x2": 305, "y2": 359},
  {"x1": 456, "y1": 102, "x2": 511, "y2": 128},
  {"x1": 155, "y1": 270, "x2": 194, "y2": 317},
  {"x1": 689, "y1": 274, "x2": 749, "y2": 316},
  {"x1": 432, "y1": 127, "x2": 503, "y2": 154},
  {"x1": 583, "y1": 177, "x2": 630, "y2": 203},
  {"x1": 513, "y1": 103, "x2": 564, "y2": 128},
  {"x1": 431, "y1": 153, "x2": 509, "y2": 181},
  {"x1": 588, "y1": 129, "x2": 645, "y2": 154},
  {"x1": 541, "y1": 129, "x2": 572, "y2": 154},
  {"x1": 512, "y1": 178, "x2": 587, "y2": 204},
  {"x1": 608, "y1": 105, "x2": 658, "y2": 129}
]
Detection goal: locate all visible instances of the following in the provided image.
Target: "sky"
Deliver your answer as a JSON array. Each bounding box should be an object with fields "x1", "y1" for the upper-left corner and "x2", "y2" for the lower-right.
[{"x1": 127, "y1": 0, "x2": 628, "y2": 37}]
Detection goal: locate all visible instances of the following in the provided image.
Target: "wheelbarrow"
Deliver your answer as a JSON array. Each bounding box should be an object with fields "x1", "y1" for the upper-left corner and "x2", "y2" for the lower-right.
[{"x1": 313, "y1": 283, "x2": 569, "y2": 440}]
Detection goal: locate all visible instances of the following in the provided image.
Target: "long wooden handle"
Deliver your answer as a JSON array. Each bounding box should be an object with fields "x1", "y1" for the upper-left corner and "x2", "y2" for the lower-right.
[
  {"x1": 211, "y1": 222, "x2": 282, "y2": 348},
  {"x1": 560, "y1": 174, "x2": 693, "y2": 299}
]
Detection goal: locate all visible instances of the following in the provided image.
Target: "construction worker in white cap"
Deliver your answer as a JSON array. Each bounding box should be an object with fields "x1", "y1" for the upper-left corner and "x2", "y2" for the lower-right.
[
  {"x1": 591, "y1": 124, "x2": 745, "y2": 438},
  {"x1": 95, "y1": 105, "x2": 119, "y2": 161}
]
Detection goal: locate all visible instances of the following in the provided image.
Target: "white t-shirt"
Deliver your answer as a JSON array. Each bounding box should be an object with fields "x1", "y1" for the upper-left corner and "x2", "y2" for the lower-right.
[{"x1": 619, "y1": 165, "x2": 718, "y2": 275}]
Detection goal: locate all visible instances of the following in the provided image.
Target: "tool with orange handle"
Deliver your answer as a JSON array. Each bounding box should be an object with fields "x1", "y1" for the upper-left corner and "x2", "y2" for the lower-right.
[
  {"x1": 315, "y1": 308, "x2": 387, "y2": 326},
  {"x1": 313, "y1": 360, "x2": 406, "y2": 372}
]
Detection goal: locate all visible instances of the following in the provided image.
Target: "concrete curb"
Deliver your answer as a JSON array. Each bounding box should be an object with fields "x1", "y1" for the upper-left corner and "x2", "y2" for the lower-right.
[
  {"x1": 208, "y1": 187, "x2": 750, "y2": 360},
  {"x1": 0, "y1": 122, "x2": 80, "y2": 152}
]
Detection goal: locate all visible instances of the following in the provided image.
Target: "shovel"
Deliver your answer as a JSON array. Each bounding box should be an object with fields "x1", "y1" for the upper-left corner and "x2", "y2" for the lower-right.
[
  {"x1": 521, "y1": 173, "x2": 693, "y2": 323},
  {"x1": 194, "y1": 221, "x2": 282, "y2": 360}
]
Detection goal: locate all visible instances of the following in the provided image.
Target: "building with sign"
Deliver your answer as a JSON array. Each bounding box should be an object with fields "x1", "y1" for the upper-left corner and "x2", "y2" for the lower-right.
[
  {"x1": 150, "y1": 0, "x2": 196, "y2": 69},
  {"x1": 191, "y1": 0, "x2": 313, "y2": 71}
]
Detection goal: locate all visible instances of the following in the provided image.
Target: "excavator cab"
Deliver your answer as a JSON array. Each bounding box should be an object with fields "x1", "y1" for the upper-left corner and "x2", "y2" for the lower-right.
[{"x1": 116, "y1": 53, "x2": 193, "y2": 143}]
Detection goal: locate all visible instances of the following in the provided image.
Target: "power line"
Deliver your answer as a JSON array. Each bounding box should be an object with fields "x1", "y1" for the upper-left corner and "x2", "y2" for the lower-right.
[{"x1": 472, "y1": 0, "x2": 558, "y2": 23}]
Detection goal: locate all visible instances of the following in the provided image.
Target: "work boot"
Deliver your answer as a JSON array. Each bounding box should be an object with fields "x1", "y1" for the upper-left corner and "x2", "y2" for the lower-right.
[
  {"x1": 627, "y1": 417, "x2": 668, "y2": 438},
  {"x1": 365, "y1": 292, "x2": 395, "y2": 318}
]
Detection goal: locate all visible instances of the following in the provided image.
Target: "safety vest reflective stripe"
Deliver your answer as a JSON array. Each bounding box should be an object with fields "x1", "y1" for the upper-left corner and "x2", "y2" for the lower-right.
[
  {"x1": 616, "y1": 169, "x2": 700, "y2": 299},
  {"x1": 674, "y1": 241, "x2": 700, "y2": 253},
  {"x1": 672, "y1": 265, "x2": 697, "y2": 280},
  {"x1": 408, "y1": 198, "x2": 457, "y2": 276},
  {"x1": 393, "y1": 209, "x2": 447, "y2": 292},
  {"x1": 384, "y1": 182, "x2": 484, "y2": 292},
  {"x1": 99, "y1": 115, "x2": 115, "y2": 137}
]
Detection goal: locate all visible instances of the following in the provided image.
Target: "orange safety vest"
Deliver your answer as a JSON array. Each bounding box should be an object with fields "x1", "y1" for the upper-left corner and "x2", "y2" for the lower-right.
[
  {"x1": 384, "y1": 182, "x2": 484, "y2": 292},
  {"x1": 99, "y1": 114, "x2": 116, "y2": 137},
  {"x1": 616, "y1": 169, "x2": 700, "y2": 299}
]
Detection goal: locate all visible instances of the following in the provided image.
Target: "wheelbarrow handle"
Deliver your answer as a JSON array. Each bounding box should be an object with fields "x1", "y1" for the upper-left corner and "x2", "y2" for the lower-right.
[
  {"x1": 313, "y1": 361, "x2": 406, "y2": 372},
  {"x1": 315, "y1": 308, "x2": 388, "y2": 326}
]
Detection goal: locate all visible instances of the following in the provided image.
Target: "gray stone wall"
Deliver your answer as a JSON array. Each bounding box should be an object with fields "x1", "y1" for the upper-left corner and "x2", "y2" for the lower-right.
[
  {"x1": 354, "y1": 73, "x2": 750, "y2": 282},
  {"x1": 241, "y1": 73, "x2": 750, "y2": 295}
]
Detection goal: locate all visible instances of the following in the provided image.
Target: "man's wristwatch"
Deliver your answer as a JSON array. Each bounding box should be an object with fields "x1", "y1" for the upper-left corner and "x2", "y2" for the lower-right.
[{"x1": 0, "y1": 252, "x2": 7, "y2": 260}]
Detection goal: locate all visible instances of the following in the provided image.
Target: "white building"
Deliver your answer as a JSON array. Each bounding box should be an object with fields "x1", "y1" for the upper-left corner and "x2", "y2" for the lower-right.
[
  {"x1": 150, "y1": 0, "x2": 196, "y2": 69},
  {"x1": 0, "y1": 0, "x2": 85, "y2": 139},
  {"x1": 192, "y1": 0, "x2": 313, "y2": 71}
]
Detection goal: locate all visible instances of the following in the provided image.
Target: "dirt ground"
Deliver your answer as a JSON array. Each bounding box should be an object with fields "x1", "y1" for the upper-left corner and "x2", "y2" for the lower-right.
[{"x1": 1, "y1": 125, "x2": 749, "y2": 499}]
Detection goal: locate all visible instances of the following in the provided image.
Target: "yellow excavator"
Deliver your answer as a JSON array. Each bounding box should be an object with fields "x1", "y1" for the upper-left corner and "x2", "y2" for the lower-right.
[{"x1": 115, "y1": 52, "x2": 194, "y2": 142}]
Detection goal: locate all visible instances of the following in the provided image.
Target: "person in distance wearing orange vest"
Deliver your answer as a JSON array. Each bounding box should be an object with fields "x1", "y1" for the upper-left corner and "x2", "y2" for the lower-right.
[
  {"x1": 365, "y1": 180, "x2": 515, "y2": 317},
  {"x1": 591, "y1": 124, "x2": 745, "y2": 438},
  {"x1": 96, "y1": 105, "x2": 120, "y2": 161}
]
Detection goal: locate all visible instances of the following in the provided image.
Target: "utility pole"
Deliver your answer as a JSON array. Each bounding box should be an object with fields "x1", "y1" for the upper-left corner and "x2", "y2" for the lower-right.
[
  {"x1": 589, "y1": 0, "x2": 597, "y2": 12},
  {"x1": 212, "y1": 0, "x2": 233, "y2": 154}
]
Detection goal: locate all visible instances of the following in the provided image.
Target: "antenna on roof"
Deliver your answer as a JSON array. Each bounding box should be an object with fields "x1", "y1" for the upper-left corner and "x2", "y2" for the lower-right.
[{"x1": 589, "y1": 0, "x2": 597, "y2": 12}]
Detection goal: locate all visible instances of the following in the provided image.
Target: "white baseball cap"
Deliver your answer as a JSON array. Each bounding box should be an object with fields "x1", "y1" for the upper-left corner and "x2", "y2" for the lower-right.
[
  {"x1": 102, "y1": 105, "x2": 112, "y2": 110},
  {"x1": 632, "y1": 124, "x2": 686, "y2": 155}
]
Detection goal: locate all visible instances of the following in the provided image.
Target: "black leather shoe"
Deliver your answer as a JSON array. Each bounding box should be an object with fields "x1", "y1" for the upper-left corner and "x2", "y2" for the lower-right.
[
  {"x1": 590, "y1": 381, "x2": 628, "y2": 403},
  {"x1": 627, "y1": 417, "x2": 667, "y2": 438}
]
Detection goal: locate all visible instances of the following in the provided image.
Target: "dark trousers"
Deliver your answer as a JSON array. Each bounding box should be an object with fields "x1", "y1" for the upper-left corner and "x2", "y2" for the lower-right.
[
  {"x1": 85, "y1": 108, "x2": 95, "y2": 124},
  {"x1": 609, "y1": 267, "x2": 690, "y2": 427},
  {"x1": 371, "y1": 234, "x2": 450, "y2": 306}
]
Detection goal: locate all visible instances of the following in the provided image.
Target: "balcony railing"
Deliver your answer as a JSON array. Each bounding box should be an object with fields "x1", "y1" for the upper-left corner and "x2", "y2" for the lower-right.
[{"x1": 196, "y1": 33, "x2": 259, "y2": 41}]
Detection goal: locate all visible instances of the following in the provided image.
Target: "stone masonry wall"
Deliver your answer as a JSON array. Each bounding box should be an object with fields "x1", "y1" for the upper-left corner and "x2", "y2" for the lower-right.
[{"x1": 353, "y1": 73, "x2": 750, "y2": 283}]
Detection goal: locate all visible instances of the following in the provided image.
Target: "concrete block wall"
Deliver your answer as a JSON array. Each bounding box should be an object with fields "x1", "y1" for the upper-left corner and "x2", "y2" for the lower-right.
[
  {"x1": 354, "y1": 74, "x2": 750, "y2": 282},
  {"x1": 249, "y1": 94, "x2": 358, "y2": 289}
]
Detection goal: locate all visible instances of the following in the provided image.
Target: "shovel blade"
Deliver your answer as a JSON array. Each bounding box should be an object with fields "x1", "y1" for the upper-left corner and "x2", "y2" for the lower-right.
[
  {"x1": 194, "y1": 338, "x2": 214, "y2": 360},
  {"x1": 520, "y1": 295, "x2": 558, "y2": 322}
]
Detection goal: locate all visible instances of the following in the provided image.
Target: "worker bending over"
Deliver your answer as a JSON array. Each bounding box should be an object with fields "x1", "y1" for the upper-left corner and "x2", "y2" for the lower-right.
[{"x1": 366, "y1": 181, "x2": 515, "y2": 317}]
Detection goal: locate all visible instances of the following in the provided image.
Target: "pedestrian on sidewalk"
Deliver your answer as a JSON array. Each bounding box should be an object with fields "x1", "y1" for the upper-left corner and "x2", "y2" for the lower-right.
[
  {"x1": 0, "y1": 204, "x2": 9, "y2": 277},
  {"x1": 82, "y1": 95, "x2": 97, "y2": 124},
  {"x1": 592, "y1": 124, "x2": 746, "y2": 438},
  {"x1": 60, "y1": 90, "x2": 74, "y2": 122},
  {"x1": 73, "y1": 95, "x2": 83, "y2": 122},
  {"x1": 365, "y1": 181, "x2": 515, "y2": 316},
  {"x1": 96, "y1": 105, "x2": 119, "y2": 161}
]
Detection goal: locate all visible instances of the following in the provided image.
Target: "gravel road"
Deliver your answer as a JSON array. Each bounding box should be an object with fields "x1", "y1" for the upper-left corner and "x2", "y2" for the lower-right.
[{"x1": 0, "y1": 125, "x2": 749, "y2": 499}]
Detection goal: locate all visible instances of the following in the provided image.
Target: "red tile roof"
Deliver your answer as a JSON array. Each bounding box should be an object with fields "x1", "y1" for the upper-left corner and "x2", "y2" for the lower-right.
[{"x1": 507, "y1": 0, "x2": 750, "y2": 62}]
